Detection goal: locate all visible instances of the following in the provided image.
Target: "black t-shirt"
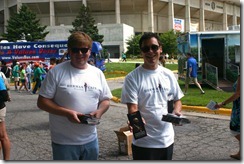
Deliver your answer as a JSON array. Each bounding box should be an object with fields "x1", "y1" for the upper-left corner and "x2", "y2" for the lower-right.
[
  {"x1": 1, "y1": 66, "x2": 11, "y2": 78},
  {"x1": 0, "y1": 90, "x2": 8, "y2": 109}
]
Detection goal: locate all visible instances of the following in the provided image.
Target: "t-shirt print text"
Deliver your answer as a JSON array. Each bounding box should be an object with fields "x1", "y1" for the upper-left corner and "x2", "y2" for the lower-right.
[
  {"x1": 66, "y1": 82, "x2": 98, "y2": 92},
  {"x1": 144, "y1": 83, "x2": 169, "y2": 93}
]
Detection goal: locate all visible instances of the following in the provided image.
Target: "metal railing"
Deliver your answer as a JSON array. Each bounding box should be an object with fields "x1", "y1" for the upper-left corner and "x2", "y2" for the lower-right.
[
  {"x1": 226, "y1": 63, "x2": 239, "y2": 82},
  {"x1": 205, "y1": 63, "x2": 218, "y2": 87},
  {"x1": 177, "y1": 57, "x2": 187, "y2": 79}
]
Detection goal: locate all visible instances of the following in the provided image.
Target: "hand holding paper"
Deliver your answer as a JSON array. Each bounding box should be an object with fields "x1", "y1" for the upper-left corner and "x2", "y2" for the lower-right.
[{"x1": 206, "y1": 100, "x2": 218, "y2": 110}]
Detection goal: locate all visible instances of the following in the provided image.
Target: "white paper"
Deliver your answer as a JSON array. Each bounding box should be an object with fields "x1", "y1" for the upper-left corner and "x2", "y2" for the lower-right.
[{"x1": 206, "y1": 100, "x2": 218, "y2": 110}]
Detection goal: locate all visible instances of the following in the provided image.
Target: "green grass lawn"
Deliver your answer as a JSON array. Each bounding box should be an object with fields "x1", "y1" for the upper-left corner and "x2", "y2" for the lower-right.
[
  {"x1": 104, "y1": 62, "x2": 178, "y2": 79},
  {"x1": 105, "y1": 61, "x2": 233, "y2": 108}
]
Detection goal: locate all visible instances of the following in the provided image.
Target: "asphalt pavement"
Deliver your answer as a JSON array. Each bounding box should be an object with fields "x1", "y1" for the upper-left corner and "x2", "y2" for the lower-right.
[{"x1": 3, "y1": 78, "x2": 240, "y2": 161}]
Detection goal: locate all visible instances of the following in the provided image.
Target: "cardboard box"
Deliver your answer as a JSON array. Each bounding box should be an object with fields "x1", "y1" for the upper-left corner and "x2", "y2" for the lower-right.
[{"x1": 114, "y1": 126, "x2": 133, "y2": 155}]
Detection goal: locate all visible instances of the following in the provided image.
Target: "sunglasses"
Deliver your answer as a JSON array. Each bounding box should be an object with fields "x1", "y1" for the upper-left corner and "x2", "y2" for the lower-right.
[
  {"x1": 141, "y1": 44, "x2": 159, "y2": 53},
  {"x1": 71, "y1": 47, "x2": 89, "y2": 54}
]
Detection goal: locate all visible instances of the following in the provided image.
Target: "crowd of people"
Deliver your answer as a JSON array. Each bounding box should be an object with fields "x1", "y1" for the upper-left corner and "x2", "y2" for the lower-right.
[
  {"x1": 0, "y1": 58, "x2": 59, "y2": 95},
  {"x1": 0, "y1": 32, "x2": 240, "y2": 161}
]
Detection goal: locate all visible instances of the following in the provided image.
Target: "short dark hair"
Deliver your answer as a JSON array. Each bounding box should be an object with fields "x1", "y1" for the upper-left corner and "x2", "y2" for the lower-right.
[
  {"x1": 159, "y1": 55, "x2": 164, "y2": 60},
  {"x1": 139, "y1": 32, "x2": 162, "y2": 49},
  {"x1": 50, "y1": 57, "x2": 56, "y2": 62},
  {"x1": 186, "y1": 52, "x2": 192, "y2": 56}
]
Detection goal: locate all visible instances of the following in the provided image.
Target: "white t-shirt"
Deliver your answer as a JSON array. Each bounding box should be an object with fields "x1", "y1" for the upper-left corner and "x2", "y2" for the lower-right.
[
  {"x1": 121, "y1": 65, "x2": 184, "y2": 148},
  {"x1": 39, "y1": 61, "x2": 112, "y2": 145}
]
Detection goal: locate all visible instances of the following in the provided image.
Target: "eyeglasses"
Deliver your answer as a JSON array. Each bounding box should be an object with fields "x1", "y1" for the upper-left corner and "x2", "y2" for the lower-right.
[
  {"x1": 71, "y1": 47, "x2": 89, "y2": 54},
  {"x1": 141, "y1": 44, "x2": 159, "y2": 53}
]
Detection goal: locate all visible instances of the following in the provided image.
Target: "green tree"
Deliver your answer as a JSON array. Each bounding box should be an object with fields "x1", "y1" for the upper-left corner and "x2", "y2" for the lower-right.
[
  {"x1": 2, "y1": 5, "x2": 48, "y2": 42},
  {"x1": 125, "y1": 34, "x2": 142, "y2": 58},
  {"x1": 159, "y1": 30, "x2": 178, "y2": 57},
  {"x1": 70, "y1": 4, "x2": 103, "y2": 43}
]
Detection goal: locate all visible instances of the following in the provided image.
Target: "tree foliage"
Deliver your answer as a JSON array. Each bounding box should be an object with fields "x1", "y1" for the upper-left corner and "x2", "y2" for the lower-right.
[
  {"x1": 2, "y1": 5, "x2": 49, "y2": 42},
  {"x1": 70, "y1": 4, "x2": 103, "y2": 43},
  {"x1": 159, "y1": 30, "x2": 178, "y2": 57},
  {"x1": 125, "y1": 30, "x2": 180, "y2": 58},
  {"x1": 125, "y1": 34, "x2": 142, "y2": 57}
]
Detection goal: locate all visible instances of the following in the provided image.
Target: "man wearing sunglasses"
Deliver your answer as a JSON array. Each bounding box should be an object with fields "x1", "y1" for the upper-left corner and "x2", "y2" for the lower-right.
[
  {"x1": 121, "y1": 32, "x2": 184, "y2": 160},
  {"x1": 37, "y1": 31, "x2": 113, "y2": 160}
]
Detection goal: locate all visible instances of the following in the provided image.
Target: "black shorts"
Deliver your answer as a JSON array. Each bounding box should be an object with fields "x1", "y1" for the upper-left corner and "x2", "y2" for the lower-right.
[{"x1": 132, "y1": 143, "x2": 174, "y2": 160}]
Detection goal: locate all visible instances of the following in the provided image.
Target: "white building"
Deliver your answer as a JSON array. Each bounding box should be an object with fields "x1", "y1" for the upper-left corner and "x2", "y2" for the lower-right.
[{"x1": 0, "y1": 0, "x2": 240, "y2": 58}]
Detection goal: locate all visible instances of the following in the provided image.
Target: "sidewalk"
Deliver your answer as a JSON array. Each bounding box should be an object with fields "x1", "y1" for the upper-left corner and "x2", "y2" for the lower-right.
[
  {"x1": 5, "y1": 78, "x2": 239, "y2": 161},
  {"x1": 5, "y1": 90, "x2": 237, "y2": 160}
]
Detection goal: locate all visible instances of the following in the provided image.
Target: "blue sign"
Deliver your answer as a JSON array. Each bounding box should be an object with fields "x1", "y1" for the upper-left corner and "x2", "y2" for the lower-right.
[{"x1": 0, "y1": 41, "x2": 68, "y2": 63}]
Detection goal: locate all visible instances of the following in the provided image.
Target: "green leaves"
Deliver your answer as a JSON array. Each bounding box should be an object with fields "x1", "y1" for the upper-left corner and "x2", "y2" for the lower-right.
[
  {"x1": 2, "y1": 5, "x2": 48, "y2": 42},
  {"x1": 70, "y1": 4, "x2": 104, "y2": 43}
]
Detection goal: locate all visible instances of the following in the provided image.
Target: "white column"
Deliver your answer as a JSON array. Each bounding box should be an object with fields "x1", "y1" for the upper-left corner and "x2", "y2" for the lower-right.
[
  {"x1": 199, "y1": 0, "x2": 205, "y2": 31},
  {"x1": 4, "y1": 0, "x2": 9, "y2": 33},
  {"x1": 168, "y1": 0, "x2": 174, "y2": 31},
  {"x1": 17, "y1": 0, "x2": 22, "y2": 13},
  {"x1": 115, "y1": 0, "x2": 121, "y2": 24},
  {"x1": 82, "y1": 0, "x2": 87, "y2": 7},
  {"x1": 185, "y1": 0, "x2": 191, "y2": 32},
  {"x1": 148, "y1": 0, "x2": 154, "y2": 32},
  {"x1": 232, "y1": 5, "x2": 237, "y2": 25},
  {"x1": 50, "y1": 0, "x2": 55, "y2": 26},
  {"x1": 223, "y1": 2, "x2": 227, "y2": 30}
]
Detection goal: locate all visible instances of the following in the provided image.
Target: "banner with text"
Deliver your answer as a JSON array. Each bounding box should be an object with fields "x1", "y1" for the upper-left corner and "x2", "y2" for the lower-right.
[{"x1": 0, "y1": 41, "x2": 68, "y2": 63}]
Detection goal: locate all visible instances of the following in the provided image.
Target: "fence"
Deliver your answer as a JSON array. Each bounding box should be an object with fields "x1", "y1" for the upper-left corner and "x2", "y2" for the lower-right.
[
  {"x1": 226, "y1": 63, "x2": 239, "y2": 82},
  {"x1": 205, "y1": 63, "x2": 218, "y2": 87},
  {"x1": 177, "y1": 57, "x2": 186, "y2": 79}
]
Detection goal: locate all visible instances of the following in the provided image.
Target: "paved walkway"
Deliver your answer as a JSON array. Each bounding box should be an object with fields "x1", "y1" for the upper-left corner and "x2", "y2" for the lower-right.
[{"x1": 3, "y1": 79, "x2": 240, "y2": 161}]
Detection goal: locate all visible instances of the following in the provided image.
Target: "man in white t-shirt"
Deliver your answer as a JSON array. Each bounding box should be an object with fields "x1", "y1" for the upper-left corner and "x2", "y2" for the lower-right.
[
  {"x1": 121, "y1": 32, "x2": 184, "y2": 160},
  {"x1": 37, "y1": 32, "x2": 112, "y2": 160}
]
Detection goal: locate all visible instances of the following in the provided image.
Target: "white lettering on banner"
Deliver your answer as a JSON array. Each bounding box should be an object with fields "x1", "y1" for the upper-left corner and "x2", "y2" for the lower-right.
[
  {"x1": 34, "y1": 43, "x2": 67, "y2": 49},
  {"x1": 0, "y1": 45, "x2": 11, "y2": 49},
  {"x1": 1, "y1": 57, "x2": 11, "y2": 60},
  {"x1": 11, "y1": 55, "x2": 39, "y2": 59},
  {"x1": 13, "y1": 44, "x2": 31, "y2": 49}
]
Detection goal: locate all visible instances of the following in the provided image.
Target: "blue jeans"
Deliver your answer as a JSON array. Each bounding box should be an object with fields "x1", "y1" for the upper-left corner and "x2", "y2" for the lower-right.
[
  {"x1": 27, "y1": 74, "x2": 32, "y2": 90},
  {"x1": 52, "y1": 138, "x2": 99, "y2": 160}
]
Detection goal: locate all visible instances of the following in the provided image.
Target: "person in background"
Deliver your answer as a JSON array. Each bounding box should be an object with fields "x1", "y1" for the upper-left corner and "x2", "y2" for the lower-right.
[
  {"x1": 59, "y1": 51, "x2": 69, "y2": 63},
  {"x1": 26, "y1": 62, "x2": 33, "y2": 91},
  {"x1": 122, "y1": 52, "x2": 127, "y2": 62},
  {"x1": 18, "y1": 63, "x2": 29, "y2": 92},
  {"x1": 12, "y1": 62, "x2": 20, "y2": 91},
  {"x1": 165, "y1": 53, "x2": 169, "y2": 62},
  {"x1": 184, "y1": 52, "x2": 205, "y2": 94},
  {"x1": 121, "y1": 32, "x2": 184, "y2": 160},
  {"x1": 49, "y1": 57, "x2": 57, "y2": 70},
  {"x1": 88, "y1": 58, "x2": 95, "y2": 66},
  {"x1": 214, "y1": 75, "x2": 240, "y2": 160},
  {"x1": 39, "y1": 61, "x2": 47, "y2": 79},
  {"x1": 0, "y1": 74, "x2": 11, "y2": 160},
  {"x1": 135, "y1": 63, "x2": 140, "y2": 68},
  {"x1": 32, "y1": 62, "x2": 43, "y2": 94},
  {"x1": 0, "y1": 61, "x2": 12, "y2": 85},
  {"x1": 171, "y1": 55, "x2": 174, "y2": 64},
  {"x1": 37, "y1": 31, "x2": 112, "y2": 160},
  {"x1": 55, "y1": 59, "x2": 61, "y2": 65},
  {"x1": 107, "y1": 51, "x2": 112, "y2": 63},
  {"x1": 159, "y1": 54, "x2": 166, "y2": 67}
]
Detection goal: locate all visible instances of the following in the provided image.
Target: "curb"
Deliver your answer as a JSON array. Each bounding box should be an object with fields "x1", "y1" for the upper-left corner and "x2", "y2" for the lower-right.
[
  {"x1": 110, "y1": 96, "x2": 231, "y2": 116},
  {"x1": 106, "y1": 77, "x2": 125, "y2": 81},
  {"x1": 182, "y1": 105, "x2": 231, "y2": 116}
]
